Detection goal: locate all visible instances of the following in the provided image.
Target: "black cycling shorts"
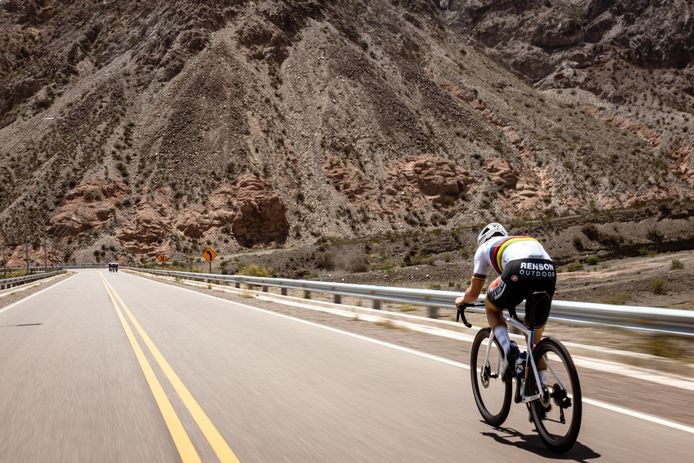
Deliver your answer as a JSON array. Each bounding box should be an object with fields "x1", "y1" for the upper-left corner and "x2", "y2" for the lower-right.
[{"x1": 486, "y1": 258, "x2": 556, "y2": 327}]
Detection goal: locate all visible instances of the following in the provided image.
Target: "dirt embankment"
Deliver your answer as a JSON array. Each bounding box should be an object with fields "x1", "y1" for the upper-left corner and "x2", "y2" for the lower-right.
[{"x1": 163, "y1": 206, "x2": 694, "y2": 309}]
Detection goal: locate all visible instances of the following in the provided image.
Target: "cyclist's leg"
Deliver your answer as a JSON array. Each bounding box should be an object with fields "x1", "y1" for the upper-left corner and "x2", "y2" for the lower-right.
[
  {"x1": 485, "y1": 296, "x2": 505, "y2": 330},
  {"x1": 523, "y1": 271, "x2": 555, "y2": 383},
  {"x1": 526, "y1": 323, "x2": 547, "y2": 377},
  {"x1": 486, "y1": 278, "x2": 511, "y2": 353}
]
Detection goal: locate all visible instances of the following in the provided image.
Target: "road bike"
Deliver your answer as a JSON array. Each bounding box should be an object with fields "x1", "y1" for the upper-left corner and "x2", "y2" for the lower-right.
[{"x1": 457, "y1": 292, "x2": 582, "y2": 453}]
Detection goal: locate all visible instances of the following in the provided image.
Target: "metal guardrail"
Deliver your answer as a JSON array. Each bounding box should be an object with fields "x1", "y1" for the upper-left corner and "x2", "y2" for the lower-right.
[
  {"x1": 3, "y1": 264, "x2": 108, "y2": 272},
  {"x1": 59, "y1": 264, "x2": 107, "y2": 269},
  {"x1": 129, "y1": 268, "x2": 694, "y2": 337},
  {"x1": 0, "y1": 270, "x2": 66, "y2": 290},
  {"x1": 2, "y1": 266, "x2": 62, "y2": 274}
]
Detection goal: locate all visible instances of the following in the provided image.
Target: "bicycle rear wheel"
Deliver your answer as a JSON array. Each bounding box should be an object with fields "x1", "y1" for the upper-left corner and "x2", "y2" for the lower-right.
[
  {"x1": 470, "y1": 328, "x2": 512, "y2": 427},
  {"x1": 530, "y1": 337, "x2": 582, "y2": 453}
]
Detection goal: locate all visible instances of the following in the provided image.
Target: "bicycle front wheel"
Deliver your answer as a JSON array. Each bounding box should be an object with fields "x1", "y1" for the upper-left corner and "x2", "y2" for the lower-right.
[
  {"x1": 470, "y1": 328, "x2": 512, "y2": 427},
  {"x1": 530, "y1": 337, "x2": 582, "y2": 453}
]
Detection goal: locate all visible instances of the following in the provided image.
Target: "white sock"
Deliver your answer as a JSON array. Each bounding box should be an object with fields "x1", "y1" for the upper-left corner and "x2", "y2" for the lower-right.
[
  {"x1": 494, "y1": 326, "x2": 511, "y2": 354},
  {"x1": 539, "y1": 369, "x2": 548, "y2": 385}
]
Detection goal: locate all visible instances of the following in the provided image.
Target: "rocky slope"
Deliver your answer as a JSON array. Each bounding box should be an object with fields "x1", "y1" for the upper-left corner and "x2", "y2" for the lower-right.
[
  {"x1": 0, "y1": 0, "x2": 691, "y2": 265},
  {"x1": 439, "y1": 0, "x2": 694, "y2": 184}
]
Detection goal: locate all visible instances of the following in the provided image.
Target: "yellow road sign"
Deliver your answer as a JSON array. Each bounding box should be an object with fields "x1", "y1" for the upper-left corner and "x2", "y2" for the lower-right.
[
  {"x1": 202, "y1": 247, "x2": 217, "y2": 263},
  {"x1": 158, "y1": 255, "x2": 168, "y2": 262}
]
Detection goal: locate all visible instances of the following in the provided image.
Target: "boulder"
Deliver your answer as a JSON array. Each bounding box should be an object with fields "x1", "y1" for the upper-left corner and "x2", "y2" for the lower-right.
[
  {"x1": 390, "y1": 155, "x2": 471, "y2": 205},
  {"x1": 230, "y1": 174, "x2": 289, "y2": 247},
  {"x1": 531, "y1": 17, "x2": 584, "y2": 48},
  {"x1": 117, "y1": 204, "x2": 171, "y2": 254},
  {"x1": 484, "y1": 157, "x2": 518, "y2": 188},
  {"x1": 47, "y1": 179, "x2": 127, "y2": 237}
]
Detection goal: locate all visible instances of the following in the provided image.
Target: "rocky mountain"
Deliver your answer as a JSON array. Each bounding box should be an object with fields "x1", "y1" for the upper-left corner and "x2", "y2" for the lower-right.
[{"x1": 0, "y1": 0, "x2": 691, "y2": 265}]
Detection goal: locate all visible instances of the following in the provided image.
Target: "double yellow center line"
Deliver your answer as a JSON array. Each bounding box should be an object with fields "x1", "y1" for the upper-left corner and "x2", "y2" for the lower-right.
[{"x1": 100, "y1": 273, "x2": 240, "y2": 463}]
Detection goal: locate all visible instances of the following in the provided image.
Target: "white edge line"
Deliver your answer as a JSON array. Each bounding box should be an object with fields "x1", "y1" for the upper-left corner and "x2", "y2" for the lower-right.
[
  {"x1": 582, "y1": 398, "x2": 694, "y2": 434},
  {"x1": 150, "y1": 277, "x2": 694, "y2": 391},
  {"x1": 137, "y1": 274, "x2": 682, "y2": 361},
  {"x1": 125, "y1": 271, "x2": 694, "y2": 435},
  {"x1": 0, "y1": 273, "x2": 68, "y2": 299},
  {"x1": 0, "y1": 272, "x2": 75, "y2": 316}
]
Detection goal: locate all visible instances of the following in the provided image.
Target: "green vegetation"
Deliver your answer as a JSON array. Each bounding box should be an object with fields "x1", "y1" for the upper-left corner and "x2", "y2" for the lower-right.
[
  {"x1": 651, "y1": 278, "x2": 666, "y2": 295},
  {"x1": 671, "y1": 259, "x2": 684, "y2": 270},
  {"x1": 585, "y1": 255, "x2": 599, "y2": 265},
  {"x1": 378, "y1": 263, "x2": 397, "y2": 272},
  {"x1": 638, "y1": 247, "x2": 657, "y2": 257},
  {"x1": 642, "y1": 335, "x2": 692, "y2": 363},
  {"x1": 572, "y1": 236, "x2": 584, "y2": 251},
  {"x1": 600, "y1": 292, "x2": 630, "y2": 305},
  {"x1": 646, "y1": 228, "x2": 664, "y2": 244},
  {"x1": 581, "y1": 224, "x2": 600, "y2": 241},
  {"x1": 565, "y1": 262, "x2": 584, "y2": 272},
  {"x1": 238, "y1": 264, "x2": 273, "y2": 277},
  {"x1": 581, "y1": 224, "x2": 623, "y2": 247}
]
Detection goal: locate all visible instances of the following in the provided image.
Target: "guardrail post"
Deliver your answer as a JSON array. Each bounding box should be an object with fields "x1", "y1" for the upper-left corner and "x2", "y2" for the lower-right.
[
  {"x1": 235, "y1": 282, "x2": 240, "y2": 288},
  {"x1": 427, "y1": 306, "x2": 439, "y2": 318},
  {"x1": 373, "y1": 299, "x2": 381, "y2": 310},
  {"x1": 281, "y1": 288, "x2": 287, "y2": 296},
  {"x1": 262, "y1": 286, "x2": 268, "y2": 292},
  {"x1": 303, "y1": 290, "x2": 311, "y2": 299},
  {"x1": 333, "y1": 294, "x2": 342, "y2": 304}
]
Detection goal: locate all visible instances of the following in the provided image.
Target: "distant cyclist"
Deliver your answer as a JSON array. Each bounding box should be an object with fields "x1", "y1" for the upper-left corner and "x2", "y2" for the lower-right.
[{"x1": 455, "y1": 223, "x2": 557, "y2": 383}]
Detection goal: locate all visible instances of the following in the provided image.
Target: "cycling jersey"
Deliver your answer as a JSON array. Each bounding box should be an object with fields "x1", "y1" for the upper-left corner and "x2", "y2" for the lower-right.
[
  {"x1": 472, "y1": 236, "x2": 552, "y2": 281},
  {"x1": 472, "y1": 235, "x2": 556, "y2": 327}
]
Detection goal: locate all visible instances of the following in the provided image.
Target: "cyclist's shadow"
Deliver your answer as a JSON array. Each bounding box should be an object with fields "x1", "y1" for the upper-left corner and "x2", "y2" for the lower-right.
[{"x1": 481, "y1": 425, "x2": 600, "y2": 462}]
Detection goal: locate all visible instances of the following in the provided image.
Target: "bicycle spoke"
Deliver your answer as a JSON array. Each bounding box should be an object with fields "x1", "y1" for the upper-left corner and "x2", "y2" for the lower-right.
[
  {"x1": 544, "y1": 355, "x2": 568, "y2": 390},
  {"x1": 471, "y1": 328, "x2": 512, "y2": 427},
  {"x1": 530, "y1": 338, "x2": 582, "y2": 453}
]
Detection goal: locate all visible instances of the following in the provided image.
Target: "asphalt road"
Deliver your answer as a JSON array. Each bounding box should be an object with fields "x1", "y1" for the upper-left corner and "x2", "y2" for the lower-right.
[{"x1": 0, "y1": 270, "x2": 691, "y2": 462}]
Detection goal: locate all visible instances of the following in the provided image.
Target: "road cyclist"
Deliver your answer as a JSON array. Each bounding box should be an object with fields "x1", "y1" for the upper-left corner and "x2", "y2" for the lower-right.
[{"x1": 455, "y1": 223, "x2": 581, "y2": 452}]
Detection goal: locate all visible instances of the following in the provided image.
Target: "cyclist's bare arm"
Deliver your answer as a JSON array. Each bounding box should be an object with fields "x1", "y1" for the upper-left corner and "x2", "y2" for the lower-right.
[{"x1": 456, "y1": 279, "x2": 484, "y2": 306}]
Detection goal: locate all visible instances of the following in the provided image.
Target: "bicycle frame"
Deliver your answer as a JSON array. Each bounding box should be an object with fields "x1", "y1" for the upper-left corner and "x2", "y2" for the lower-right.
[{"x1": 483, "y1": 314, "x2": 567, "y2": 403}]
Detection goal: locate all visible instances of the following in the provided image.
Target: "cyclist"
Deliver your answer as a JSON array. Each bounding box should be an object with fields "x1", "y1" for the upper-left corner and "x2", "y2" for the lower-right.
[{"x1": 455, "y1": 223, "x2": 557, "y2": 384}]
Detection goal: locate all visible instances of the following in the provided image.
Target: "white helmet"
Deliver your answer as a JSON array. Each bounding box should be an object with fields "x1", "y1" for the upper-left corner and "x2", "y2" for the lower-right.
[{"x1": 477, "y1": 222, "x2": 508, "y2": 246}]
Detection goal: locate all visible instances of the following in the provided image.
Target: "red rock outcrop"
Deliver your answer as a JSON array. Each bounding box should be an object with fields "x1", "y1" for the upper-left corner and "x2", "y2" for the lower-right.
[
  {"x1": 118, "y1": 175, "x2": 288, "y2": 251},
  {"x1": 322, "y1": 153, "x2": 375, "y2": 201},
  {"x1": 174, "y1": 207, "x2": 209, "y2": 239},
  {"x1": 670, "y1": 145, "x2": 694, "y2": 185},
  {"x1": 387, "y1": 155, "x2": 471, "y2": 205},
  {"x1": 48, "y1": 180, "x2": 127, "y2": 236},
  {"x1": 484, "y1": 157, "x2": 518, "y2": 188},
  {"x1": 231, "y1": 174, "x2": 289, "y2": 247},
  {"x1": 117, "y1": 203, "x2": 171, "y2": 254}
]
